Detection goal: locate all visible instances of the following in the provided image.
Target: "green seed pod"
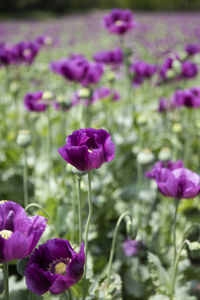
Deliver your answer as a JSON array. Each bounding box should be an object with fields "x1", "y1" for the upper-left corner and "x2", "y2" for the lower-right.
[
  {"x1": 126, "y1": 220, "x2": 137, "y2": 240},
  {"x1": 17, "y1": 257, "x2": 30, "y2": 276},
  {"x1": 17, "y1": 130, "x2": 31, "y2": 148}
]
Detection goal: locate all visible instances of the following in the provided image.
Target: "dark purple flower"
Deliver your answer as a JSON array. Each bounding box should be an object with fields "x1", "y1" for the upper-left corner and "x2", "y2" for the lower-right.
[
  {"x1": 158, "y1": 98, "x2": 168, "y2": 113},
  {"x1": 0, "y1": 44, "x2": 16, "y2": 66},
  {"x1": 92, "y1": 86, "x2": 120, "y2": 103},
  {"x1": 130, "y1": 60, "x2": 157, "y2": 85},
  {"x1": 80, "y1": 62, "x2": 104, "y2": 87},
  {"x1": 93, "y1": 47, "x2": 123, "y2": 67},
  {"x1": 0, "y1": 201, "x2": 47, "y2": 263},
  {"x1": 173, "y1": 88, "x2": 200, "y2": 108},
  {"x1": 159, "y1": 54, "x2": 180, "y2": 81},
  {"x1": 123, "y1": 239, "x2": 145, "y2": 257},
  {"x1": 25, "y1": 239, "x2": 85, "y2": 295},
  {"x1": 155, "y1": 167, "x2": 200, "y2": 199},
  {"x1": 24, "y1": 91, "x2": 47, "y2": 112},
  {"x1": 35, "y1": 35, "x2": 53, "y2": 47},
  {"x1": 145, "y1": 160, "x2": 184, "y2": 179},
  {"x1": 103, "y1": 9, "x2": 137, "y2": 35},
  {"x1": 58, "y1": 128, "x2": 115, "y2": 171},
  {"x1": 50, "y1": 56, "x2": 89, "y2": 82},
  {"x1": 184, "y1": 44, "x2": 200, "y2": 56},
  {"x1": 13, "y1": 41, "x2": 40, "y2": 64},
  {"x1": 181, "y1": 61, "x2": 198, "y2": 79}
]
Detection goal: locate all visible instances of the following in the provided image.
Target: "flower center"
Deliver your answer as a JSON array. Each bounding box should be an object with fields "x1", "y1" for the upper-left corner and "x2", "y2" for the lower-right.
[
  {"x1": 23, "y1": 49, "x2": 31, "y2": 56},
  {"x1": 115, "y1": 20, "x2": 124, "y2": 26},
  {"x1": 0, "y1": 230, "x2": 13, "y2": 239},
  {"x1": 55, "y1": 262, "x2": 67, "y2": 275},
  {"x1": 48, "y1": 258, "x2": 70, "y2": 275},
  {"x1": 88, "y1": 148, "x2": 93, "y2": 153},
  {"x1": 0, "y1": 200, "x2": 8, "y2": 205}
]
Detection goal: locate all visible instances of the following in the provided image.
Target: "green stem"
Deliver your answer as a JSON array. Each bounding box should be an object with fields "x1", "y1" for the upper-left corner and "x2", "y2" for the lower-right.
[
  {"x1": 3, "y1": 262, "x2": 9, "y2": 300},
  {"x1": 83, "y1": 171, "x2": 92, "y2": 300},
  {"x1": 67, "y1": 289, "x2": 73, "y2": 300},
  {"x1": 71, "y1": 176, "x2": 76, "y2": 244},
  {"x1": 77, "y1": 175, "x2": 83, "y2": 246},
  {"x1": 170, "y1": 240, "x2": 187, "y2": 300},
  {"x1": 172, "y1": 200, "x2": 179, "y2": 263},
  {"x1": 25, "y1": 203, "x2": 59, "y2": 237},
  {"x1": 23, "y1": 148, "x2": 28, "y2": 207},
  {"x1": 29, "y1": 290, "x2": 34, "y2": 300},
  {"x1": 107, "y1": 212, "x2": 132, "y2": 287},
  {"x1": 46, "y1": 108, "x2": 51, "y2": 198}
]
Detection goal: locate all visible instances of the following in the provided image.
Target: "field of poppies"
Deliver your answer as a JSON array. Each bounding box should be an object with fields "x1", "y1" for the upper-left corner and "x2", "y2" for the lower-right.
[{"x1": 1, "y1": 9, "x2": 200, "y2": 300}]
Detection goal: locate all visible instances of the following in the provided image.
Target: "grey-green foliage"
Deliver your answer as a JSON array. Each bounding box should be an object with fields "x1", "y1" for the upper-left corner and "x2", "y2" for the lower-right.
[{"x1": 148, "y1": 252, "x2": 171, "y2": 296}]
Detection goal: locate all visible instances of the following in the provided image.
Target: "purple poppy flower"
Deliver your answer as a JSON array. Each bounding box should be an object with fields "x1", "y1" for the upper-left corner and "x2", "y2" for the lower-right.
[
  {"x1": 173, "y1": 89, "x2": 200, "y2": 108},
  {"x1": 58, "y1": 128, "x2": 115, "y2": 172},
  {"x1": 159, "y1": 54, "x2": 180, "y2": 81},
  {"x1": 103, "y1": 9, "x2": 137, "y2": 35},
  {"x1": 50, "y1": 56, "x2": 89, "y2": 82},
  {"x1": 0, "y1": 201, "x2": 47, "y2": 263},
  {"x1": 158, "y1": 98, "x2": 168, "y2": 113},
  {"x1": 80, "y1": 62, "x2": 104, "y2": 87},
  {"x1": 25, "y1": 239, "x2": 85, "y2": 295},
  {"x1": 145, "y1": 160, "x2": 184, "y2": 179},
  {"x1": 92, "y1": 86, "x2": 120, "y2": 103},
  {"x1": 181, "y1": 61, "x2": 198, "y2": 79},
  {"x1": 123, "y1": 239, "x2": 145, "y2": 257},
  {"x1": 0, "y1": 44, "x2": 16, "y2": 66},
  {"x1": 13, "y1": 41, "x2": 40, "y2": 65},
  {"x1": 184, "y1": 44, "x2": 200, "y2": 56},
  {"x1": 35, "y1": 35, "x2": 53, "y2": 47},
  {"x1": 130, "y1": 60, "x2": 157, "y2": 85},
  {"x1": 155, "y1": 167, "x2": 200, "y2": 199},
  {"x1": 93, "y1": 47, "x2": 123, "y2": 67},
  {"x1": 24, "y1": 91, "x2": 47, "y2": 112}
]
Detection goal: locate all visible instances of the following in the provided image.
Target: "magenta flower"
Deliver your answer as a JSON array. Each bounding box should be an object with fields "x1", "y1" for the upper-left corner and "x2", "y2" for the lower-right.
[
  {"x1": 25, "y1": 239, "x2": 85, "y2": 295},
  {"x1": 173, "y1": 89, "x2": 200, "y2": 108},
  {"x1": 181, "y1": 61, "x2": 198, "y2": 79},
  {"x1": 155, "y1": 167, "x2": 200, "y2": 199},
  {"x1": 58, "y1": 128, "x2": 115, "y2": 171},
  {"x1": 80, "y1": 62, "x2": 104, "y2": 87},
  {"x1": 91, "y1": 86, "x2": 120, "y2": 103},
  {"x1": 184, "y1": 44, "x2": 200, "y2": 56},
  {"x1": 0, "y1": 201, "x2": 47, "y2": 263},
  {"x1": 145, "y1": 160, "x2": 184, "y2": 179},
  {"x1": 123, "y1": 239, "x2": 145, "y2": 257},
  {"x1": 24, "y1": 91, "x2": 47, "y2": 112},
  {"x1": 103, "y1": 8, "x2": 137, "y2": 35},
  {"x1": 50, "y1": 56, "x2": 89, "y2": 83},
  {"x1": 13, "y1": 41, "x2": 40, "y2": 65},
  {"x1": 130, "y1": 60, "x2": 157, "y2": 85},
  {"x1": 93, "y1": 47, "x2": 123, "y2": 67}
]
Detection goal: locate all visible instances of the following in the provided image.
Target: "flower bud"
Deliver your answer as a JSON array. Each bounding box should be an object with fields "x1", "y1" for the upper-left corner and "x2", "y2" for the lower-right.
[
  {"x1": 78, "y1": 88, "x2": 90, "y2": 99},
  {"x1": 166, "y1": 69, "x2": 175, "y2": 79},
  {"x1": 42, "y1": 91, "x2": 53, "y2": 100},
  {"x1": 17, "y1": 257, "x2": 29, "y2": 276},
  {"x1": 172, "y1": 60, "x2": 181, "y2": 74},
  {"x1": 137, "y1": 149, "x2": 154, "y2": 165},
  {"x1": 17, "y1": 130, "x2": 31, "y2": 148},
  {"x1": 172, "y1": 123, "x2": 182, "y2": 133},
  {"x1": 106, "y1": 71, "x2": 116, "y2": 83},
  {"x1": 126, "y1": 220, "x2": 137, "y2": 240},
  {"x1": 158, "y1": 147, "x2": 172, "y2": 161}
]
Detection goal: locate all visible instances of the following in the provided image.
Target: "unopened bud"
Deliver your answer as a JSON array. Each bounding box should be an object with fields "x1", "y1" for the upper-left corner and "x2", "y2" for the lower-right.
[{"x1": 17, "y1": 130, "x2": 31, "y2": 148}]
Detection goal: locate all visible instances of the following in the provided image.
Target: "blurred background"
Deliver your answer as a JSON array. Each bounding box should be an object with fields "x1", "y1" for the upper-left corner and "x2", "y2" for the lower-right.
[{"x1": 1, "y1": 0, "x2": 200, "y2": 17}]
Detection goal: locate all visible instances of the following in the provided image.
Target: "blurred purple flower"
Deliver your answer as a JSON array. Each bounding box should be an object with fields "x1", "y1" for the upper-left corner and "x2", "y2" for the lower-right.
[
  {"x1": 93, "y1": 47, "x2": 123, "y2": 68},
  {"x1": 35, "y1": 35, "x2": 53, "y2": 47},
  {"x1": 0, "y1": 201, "x2": 47, "y2": 263},
  {"x1": 103, "y1": 8, "x2": 137, "y2": 35},
  {"x1": 184, "y1": 44, "x2": 200, "y2": 56},
  {"x1": 173, "y1": 88, "x2": 200, "y2": 108},
  {"x1": 58, "y1": 128, "x2": 115, "y2": 171},
  {"x1": 130, "y1": 60, "x2": 157, "y2": 85},
  {"x1": 80, "y1": 62, "x2": 104, "y2": 87},
  {"x1": 145, "y1": 160, "x2": 184, "y2": 179},
  {"x1": 123, "y1": 239, "x2": 145, "y2": 257},
  {"x1": 13, "y1": 41, "x2": 40, "y2": 64},
  {"x1": 25, "y1": 239, "x2": 85, "y2": 295},
  {"x1": 24, "y1": 91, "x2": 47, "y2": 112},
  {"x1": 181, "y1": 61, "x2": 198, "y2": 79},
  {"x1": 155, "y1": 167, "x2": 200, "y2": 199}
]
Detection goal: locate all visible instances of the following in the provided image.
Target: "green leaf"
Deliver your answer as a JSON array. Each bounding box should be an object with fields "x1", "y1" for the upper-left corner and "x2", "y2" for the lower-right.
[{"x1": 148, "y1": 252, "x2": 171, "y2": 296}]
